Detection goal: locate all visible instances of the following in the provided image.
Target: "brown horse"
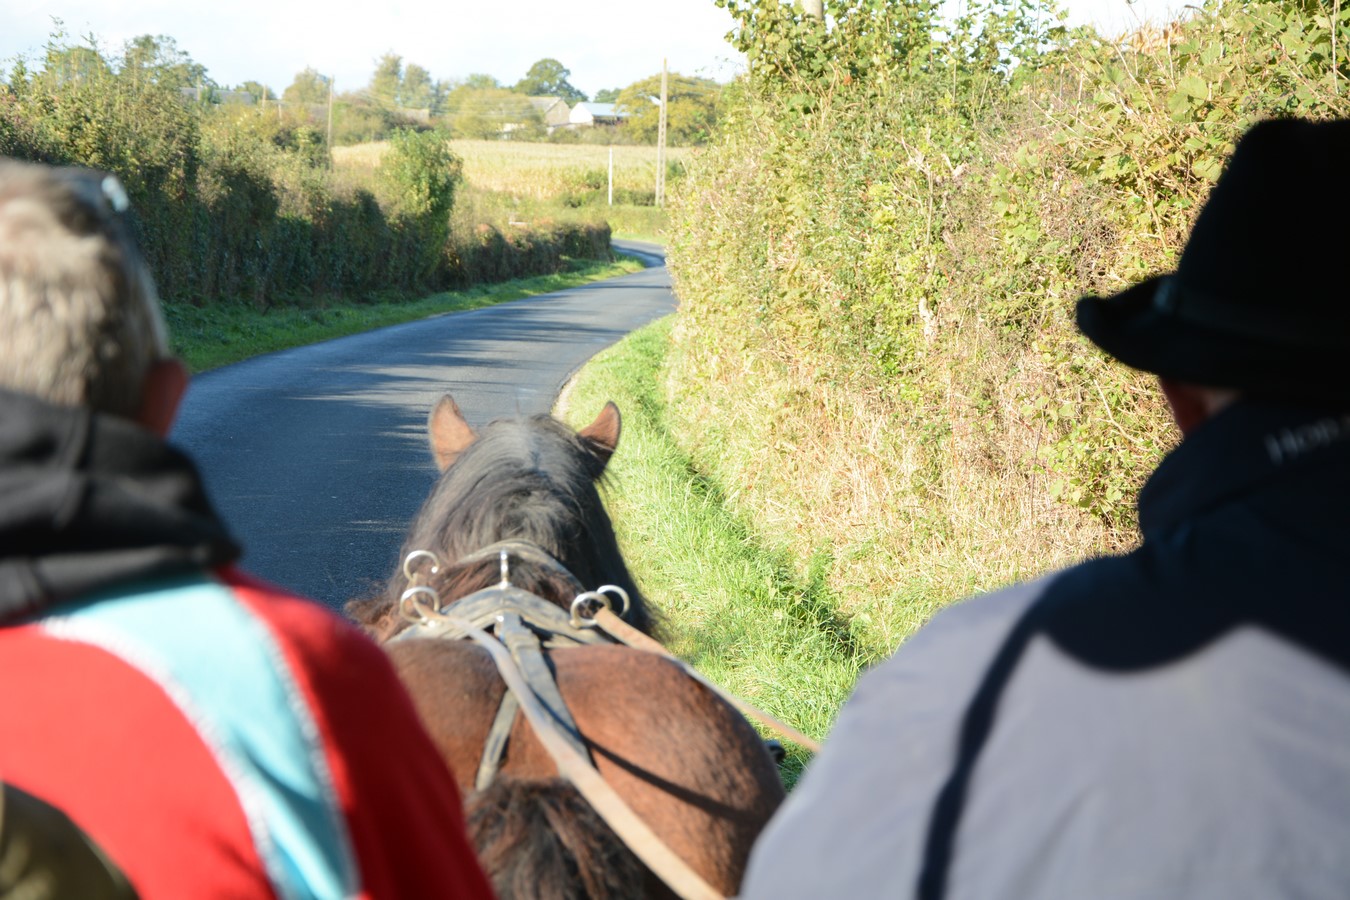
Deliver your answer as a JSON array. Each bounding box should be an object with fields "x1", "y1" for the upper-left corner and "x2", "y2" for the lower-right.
[{"x1": 348, "y1": 395, "x2": 785, "y2": 899}]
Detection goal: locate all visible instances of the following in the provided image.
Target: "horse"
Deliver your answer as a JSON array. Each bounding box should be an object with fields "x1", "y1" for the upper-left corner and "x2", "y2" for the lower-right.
[{"x1": 347, "y1": 395, "x2": 786, "y2": 899}]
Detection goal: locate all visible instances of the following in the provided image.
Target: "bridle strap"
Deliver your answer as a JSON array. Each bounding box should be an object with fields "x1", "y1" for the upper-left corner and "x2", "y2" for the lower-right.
[
  {"x1": 475, "y1": 689, "x2": 520, "y2": 792},
  {"x1": 430, "y1": 607, "x2": 725, "y2": 900},
  {"x1": 500, "y1": 611, "x2": 591, "y2": 761},
  {"x1": 474, "y1": 611, "x2": 595, "y2": 791}
]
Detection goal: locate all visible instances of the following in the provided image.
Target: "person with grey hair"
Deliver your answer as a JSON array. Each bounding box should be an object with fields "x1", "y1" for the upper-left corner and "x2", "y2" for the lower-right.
[
  {"x1": 0, "y1": 159, "x2": 494, "y2": 900},
  {"x1": 739, "y1": 117, "x2": 1350, "y2": 899}
]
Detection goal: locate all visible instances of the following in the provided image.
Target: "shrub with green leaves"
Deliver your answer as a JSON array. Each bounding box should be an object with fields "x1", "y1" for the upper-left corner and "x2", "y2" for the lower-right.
[{"x1": 665, "y1": 0, "x2": 1348, "y2": 640}]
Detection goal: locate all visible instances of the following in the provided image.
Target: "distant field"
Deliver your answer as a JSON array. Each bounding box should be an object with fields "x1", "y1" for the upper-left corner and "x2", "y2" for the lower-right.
[{"x1": 333, "y1": 140, "x2": 689, "y2": 201}]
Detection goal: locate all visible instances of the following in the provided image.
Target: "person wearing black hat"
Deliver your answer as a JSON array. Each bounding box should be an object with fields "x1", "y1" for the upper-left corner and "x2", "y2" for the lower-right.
[{"x1": 737, "y1": 117, "x2": 1350, "y2": 899}]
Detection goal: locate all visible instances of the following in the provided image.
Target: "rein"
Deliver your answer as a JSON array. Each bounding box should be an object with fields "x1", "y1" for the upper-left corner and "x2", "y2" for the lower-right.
[{"x1": 393, "y1": 540, "x2": 818, "y2": 900}]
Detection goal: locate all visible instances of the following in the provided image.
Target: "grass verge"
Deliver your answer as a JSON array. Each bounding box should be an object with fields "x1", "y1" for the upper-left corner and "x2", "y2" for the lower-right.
[
  {"x1": 558, "y1": 317, "x2": 874, "y2": 785},
  {"x1": 167, "y1": 255, "x2": 645, "y2": 373}
]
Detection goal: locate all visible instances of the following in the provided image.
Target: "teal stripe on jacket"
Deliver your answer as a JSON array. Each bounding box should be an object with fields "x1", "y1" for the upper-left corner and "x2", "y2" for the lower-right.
[{"x1": 42, "y1": 574, "x2": 359, "y2": 900}]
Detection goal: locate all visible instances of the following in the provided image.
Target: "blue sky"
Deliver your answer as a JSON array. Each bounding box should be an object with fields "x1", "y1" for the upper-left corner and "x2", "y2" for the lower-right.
[{"x1": 2, "y1": 0, "x2": 1186, "y2": 100}]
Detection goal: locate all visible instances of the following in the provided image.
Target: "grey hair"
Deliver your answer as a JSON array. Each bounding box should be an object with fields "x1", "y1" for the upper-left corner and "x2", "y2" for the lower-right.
[{"x1": 0, "y1": 158, "x2": 170, "y2": 418}]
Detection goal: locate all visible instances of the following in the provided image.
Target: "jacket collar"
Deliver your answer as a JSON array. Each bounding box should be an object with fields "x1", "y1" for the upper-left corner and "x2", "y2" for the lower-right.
[
  {"x1": 0, "y1": 390, "x2": 239, "y2": 623},
  {"x1": 1138, "y1": 399, "x2": 1350, "y2": 538}
]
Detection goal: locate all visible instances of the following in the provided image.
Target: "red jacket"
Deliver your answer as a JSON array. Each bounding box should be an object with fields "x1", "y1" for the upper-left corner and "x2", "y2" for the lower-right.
[
  {"x1": 0, "y1": 388, "x2": 491, "y2": 899},
  {"x1": 0, "y1": 567, "x2": 494, "y2": 899}
]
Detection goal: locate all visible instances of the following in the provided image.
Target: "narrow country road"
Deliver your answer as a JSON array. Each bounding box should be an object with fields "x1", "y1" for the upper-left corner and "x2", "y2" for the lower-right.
[{"x1": 170, "y1": 240, "x2": 675, "y2": 610}]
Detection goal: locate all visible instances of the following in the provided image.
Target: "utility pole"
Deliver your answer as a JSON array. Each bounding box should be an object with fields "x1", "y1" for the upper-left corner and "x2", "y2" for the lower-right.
[
  {"x1": 326, "y1": 75, "x2": 335, "y2": 168},
  {"x1": 655, "y1": 59, "x2": 668, "y2": 209},
  {"x1": 802, "y1": 0, "x2": 823, "y2": 18},
  {"x1": 608, "y1": 146, "x2": 614, "y2": 207}
]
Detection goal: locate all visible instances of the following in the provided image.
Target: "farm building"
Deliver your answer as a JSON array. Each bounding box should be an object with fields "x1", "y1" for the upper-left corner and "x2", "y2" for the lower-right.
[
  {"x1": 568, "y1": 102, "x2": 630, "y2": 128},
  {"x1": 529, "y1": 97, "x2": 573, "y2": 133}
]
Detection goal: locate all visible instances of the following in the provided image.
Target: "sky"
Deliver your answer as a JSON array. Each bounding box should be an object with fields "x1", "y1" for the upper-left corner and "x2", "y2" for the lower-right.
[{"x1": 1, "y1": 0, "x2": 1189, "y2": 100}]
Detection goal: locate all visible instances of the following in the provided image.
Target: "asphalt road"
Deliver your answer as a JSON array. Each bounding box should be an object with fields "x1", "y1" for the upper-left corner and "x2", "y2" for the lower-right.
[{"x1": 169, "y1": 240, "x2": 676, "y2": 610}]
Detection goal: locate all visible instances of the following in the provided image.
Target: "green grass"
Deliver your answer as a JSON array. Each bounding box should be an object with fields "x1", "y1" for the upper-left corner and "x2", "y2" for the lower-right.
[
  {"x1": 558, "y1": 317, "x2": 874, "y2": 785},
  {"x1": 166, "y1": 255, "x2": 645, "y2": 373}
]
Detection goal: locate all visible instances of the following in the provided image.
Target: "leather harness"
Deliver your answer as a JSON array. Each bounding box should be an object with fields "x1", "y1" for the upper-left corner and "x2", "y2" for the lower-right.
[
  {"x1": 390, "y1": 539, "x2": 819, "y2": 900},
  {"x1": 389, "y1": 541, "x2": 624, "y2": 791}
]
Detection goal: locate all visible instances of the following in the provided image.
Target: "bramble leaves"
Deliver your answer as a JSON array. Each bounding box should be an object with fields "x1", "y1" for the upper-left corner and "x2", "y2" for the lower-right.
[{"x1": 670, "y1": 0, "x2": 1350, "y2": 578}]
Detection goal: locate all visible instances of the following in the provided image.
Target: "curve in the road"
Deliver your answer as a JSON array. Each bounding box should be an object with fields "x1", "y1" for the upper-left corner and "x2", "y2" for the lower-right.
[{"x1": 172, "y1": 244, "x2": 675, "y2": 609}]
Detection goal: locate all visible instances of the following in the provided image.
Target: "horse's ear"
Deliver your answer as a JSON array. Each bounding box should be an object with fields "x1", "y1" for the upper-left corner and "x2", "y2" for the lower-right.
[
  {"x1": 578, "y1": 401, "x2": 621, "y2": 467},
  {"x1": 428, "y1": 394, "x2": 477, "y2": 472}
]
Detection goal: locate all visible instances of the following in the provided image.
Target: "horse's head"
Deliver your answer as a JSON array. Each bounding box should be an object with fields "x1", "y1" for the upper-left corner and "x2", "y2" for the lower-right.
[{"x1": 349, "y1": 394, "x2": 657, "y2": 641}]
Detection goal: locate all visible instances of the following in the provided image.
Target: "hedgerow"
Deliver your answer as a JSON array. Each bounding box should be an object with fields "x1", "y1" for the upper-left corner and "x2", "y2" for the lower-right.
[
  {"x1": 0, "y1": 36, "x2": 611, "y2": 312},
  {"x1": 666, "y1": 0, "x2": 1348, "y2": 646}
]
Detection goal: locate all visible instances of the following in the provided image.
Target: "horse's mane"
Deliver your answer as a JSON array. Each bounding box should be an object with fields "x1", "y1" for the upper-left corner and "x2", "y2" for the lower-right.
[{"x1": 349, "y1": 413, "x2": 657, "y2": 639}]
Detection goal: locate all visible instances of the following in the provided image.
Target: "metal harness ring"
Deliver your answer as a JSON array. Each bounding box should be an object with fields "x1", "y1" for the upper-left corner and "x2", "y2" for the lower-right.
[
  {"x1": 402, "y1": 549, "x2": 442, "y2": 581},
  {"x1": 570, "y1": 584, "x2": 632, "y2": 628},
  {"x1": 399, "y1": 585, "x2": 442, "y2": 623}
]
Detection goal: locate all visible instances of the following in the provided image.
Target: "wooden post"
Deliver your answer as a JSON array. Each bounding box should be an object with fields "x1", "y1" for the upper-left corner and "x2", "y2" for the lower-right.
[
  {"x1": 802, "y1": 0, "x2": 823, "y2": 19},
  {"x1": 655, "y1": 59, "x2": 668, "y2": 209}
]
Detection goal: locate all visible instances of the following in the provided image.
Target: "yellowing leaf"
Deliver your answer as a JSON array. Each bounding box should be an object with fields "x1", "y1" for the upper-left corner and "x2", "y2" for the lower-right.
[{"x1": 1179, "y1": 74, "x2": 1208, "y2": 98}]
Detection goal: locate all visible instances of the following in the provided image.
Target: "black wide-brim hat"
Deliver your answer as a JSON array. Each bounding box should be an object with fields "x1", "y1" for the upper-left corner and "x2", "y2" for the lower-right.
[{"x1": 1076, "y1": 117, "x2": 1350, "y2": 394}]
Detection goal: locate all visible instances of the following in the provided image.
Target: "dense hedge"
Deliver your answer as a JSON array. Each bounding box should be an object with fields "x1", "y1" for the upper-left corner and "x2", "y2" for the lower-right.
[
  {"x1": 666, "y1": 0, "x2": 1348, "y2": 635},
  {"x1": 1, "y1": 45, "x2": 611, "y2": 309}
]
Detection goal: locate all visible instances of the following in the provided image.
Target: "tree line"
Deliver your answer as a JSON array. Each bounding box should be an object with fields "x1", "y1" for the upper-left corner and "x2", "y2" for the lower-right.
[
  {"x1": 279, "y1": 52, "x2": 723, "y2": 146},
  {"x1": 6, "y1": 31, "x2": 726, "y2": 149}
]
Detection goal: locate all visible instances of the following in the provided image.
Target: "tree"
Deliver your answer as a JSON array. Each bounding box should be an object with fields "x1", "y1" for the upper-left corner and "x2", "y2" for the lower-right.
[
  {"x1": 514, "y1": 58, "x2": 586, "y2": 103},
  {"x1": 43, "y1": 44, "x2": 111, "y2": 86},
  {"x1": 616, "y1": 73, "x2": 724, "y2": 145},
  {"x1": 402, "y1": 63, "x2": 434, "y2": 110},
  {"x1": 593, "y1": 87, "x2": 620, "y2": 103},
  {"x1": 379, "y1": 127, "x2": 461, "y2": 220},
  {"x1": 448, "y1": 86, "x2": 537, "y2": 139},
  {"x1": 370, "y1": 52, "x2": 402, "y2": 108},
  {"x1": 236, "y1": 80, "x2": 274, "y2": 100},
  {"x1": 283, "y1": 67, "x2": 330, "y2": 105},
  {"x1": 120, "y1": 35, "x2": 210, "y2": 91},
  {"x1": 430, "y1": 79, "x2": 453, "y2": 117},
  {"x1": 460, "y1": 73, "x2": 501, "y2": 91},
  {"x1": 330, "y1": 90, "x2": 402, "y2": 144}
]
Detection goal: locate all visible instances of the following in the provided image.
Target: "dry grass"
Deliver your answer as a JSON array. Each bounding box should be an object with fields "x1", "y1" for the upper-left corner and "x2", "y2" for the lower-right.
[
  {"x1": 661, "y1": 111, "x2": 1177, "y2": 653},
  {"x1": 663, "y1": 309, "x2": 1147, "y2": 652},
  {"x1": 333, "y1": 140, "x2": 691, "y2": 200}
]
